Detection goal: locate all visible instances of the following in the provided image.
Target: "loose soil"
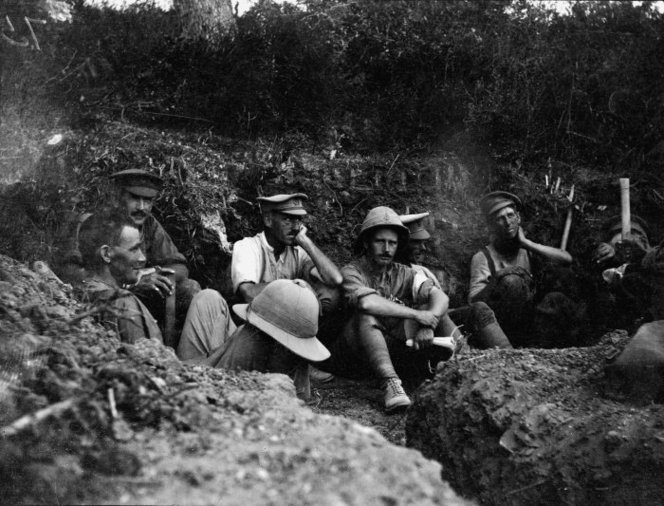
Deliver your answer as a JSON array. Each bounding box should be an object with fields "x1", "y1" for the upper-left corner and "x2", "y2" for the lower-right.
[
  {"x1": 0, "y1": 254, "x2": 469, "y2": 505},
  {"x1": 406, "y1": 335, "x2": 664, "y2": 505}
]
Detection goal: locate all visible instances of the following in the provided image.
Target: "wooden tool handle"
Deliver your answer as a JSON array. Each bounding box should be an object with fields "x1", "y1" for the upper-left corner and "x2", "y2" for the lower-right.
[
  {"x1": 620, "y1": 178, "x2": 630, "y2": 241},
  {"x1": 163, "y1": 273, "x2": 177, "y2": 349}
]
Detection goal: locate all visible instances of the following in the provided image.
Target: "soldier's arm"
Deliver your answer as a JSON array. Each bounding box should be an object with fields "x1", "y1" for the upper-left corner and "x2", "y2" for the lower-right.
[
  {"x1": 294, "y1": 226, "x2": 343, "y2": 286},
  {"x1": 236, "y1": 281, "x2": 270, "y2": 303},
  {"x1": 518, "y1": 227, "x2": 572, "y2": 266}
]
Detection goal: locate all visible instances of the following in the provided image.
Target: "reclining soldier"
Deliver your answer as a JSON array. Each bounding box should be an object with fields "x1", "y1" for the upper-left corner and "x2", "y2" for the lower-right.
[
  {"x1": 77, "y1": 209, "x2": 233, "y2": 347},
  {"x1": 178, "y1": 279, "x2": 330, "y2": 400},
  {"x1": 60, "y1": 169, "x2": 201, "y2": 342},
  {"x1": 324, "y1": 206, "x2": 454, "y2": 413}
]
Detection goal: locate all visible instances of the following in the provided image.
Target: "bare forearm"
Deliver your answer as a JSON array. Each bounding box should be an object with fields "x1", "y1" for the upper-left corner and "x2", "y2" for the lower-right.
[
  {"x1": 357, "y1": 294, "x2": 419, "y2": 319},
  {"x1": 297, "y1": 236, "x2": 343, "y2": 286},
  {"x1": 522, "y1": 239, "x2": 572, "y2": 265}
]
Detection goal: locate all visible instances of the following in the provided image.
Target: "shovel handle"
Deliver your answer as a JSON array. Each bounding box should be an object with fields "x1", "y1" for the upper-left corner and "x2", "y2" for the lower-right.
[{"x1": 620, "y1": 178, "x2": 631, "y2": 241}]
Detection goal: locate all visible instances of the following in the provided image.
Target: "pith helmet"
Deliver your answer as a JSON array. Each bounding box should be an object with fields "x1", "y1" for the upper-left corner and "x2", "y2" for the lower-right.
[
  {"x1": 258, "y1": 193, "x2": 308, "y2": 216},
  {"x1": 110, "y1": 169, "x2": 163, "y2": 199},
  {"x1": 400, "y1": 212, "x2": 430, "y2": 240},
  {"x1": 354, "y1": 206, "x2": 409, "y2": 253},
  {"x1": 232, "y1": 279, "x2": 330, "y2": 362}
]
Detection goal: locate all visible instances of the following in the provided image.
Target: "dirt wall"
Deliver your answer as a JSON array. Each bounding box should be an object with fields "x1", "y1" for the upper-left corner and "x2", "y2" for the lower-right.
[{"x1": 406, "y1": 337, "x2": 664, "y2": 505}]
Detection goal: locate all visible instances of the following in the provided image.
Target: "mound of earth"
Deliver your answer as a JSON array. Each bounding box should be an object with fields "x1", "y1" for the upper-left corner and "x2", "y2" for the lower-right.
[
  {"x1": 0, "y1": 253, "x2": 470, "y2": 505},
  {"x1": 405, "y1": 339, "x2": 664, "y2": 505}
]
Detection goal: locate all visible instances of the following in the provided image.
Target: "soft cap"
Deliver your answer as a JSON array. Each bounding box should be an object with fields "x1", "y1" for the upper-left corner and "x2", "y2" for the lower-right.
[{"x1": 110, "y1": 169, "x2": 163, "y2": 199}]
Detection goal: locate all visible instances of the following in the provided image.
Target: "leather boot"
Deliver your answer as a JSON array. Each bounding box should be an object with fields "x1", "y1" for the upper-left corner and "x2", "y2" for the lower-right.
[{"x1": 476, "y1": 322, "x2": 513, "y2": 349}]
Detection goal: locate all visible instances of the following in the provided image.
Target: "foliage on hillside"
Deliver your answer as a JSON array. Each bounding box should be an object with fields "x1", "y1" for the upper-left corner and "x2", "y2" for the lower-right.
[{"x1": 5, "y1": 0, "x2": 664, "y2": 172}]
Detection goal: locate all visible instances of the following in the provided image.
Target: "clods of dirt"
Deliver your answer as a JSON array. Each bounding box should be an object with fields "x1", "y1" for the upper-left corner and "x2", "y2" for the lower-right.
[
  {"x1": 0, "y1": 253, "x2": 469, "y2": 505},
  {"x1": 406, "y1": 335, "x2": 664, "y2": 505}
]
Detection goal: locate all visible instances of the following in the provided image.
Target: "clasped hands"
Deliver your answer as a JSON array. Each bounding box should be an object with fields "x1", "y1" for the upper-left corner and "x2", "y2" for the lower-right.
[{"x1": 410, "y1": 310, "x2": 439, "y2": 350}]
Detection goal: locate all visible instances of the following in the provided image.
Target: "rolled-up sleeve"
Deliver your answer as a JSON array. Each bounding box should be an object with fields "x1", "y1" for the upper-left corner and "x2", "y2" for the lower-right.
[
  {"x1": 341, "y1": 264, "x2": 377, "y2": 307},
  {"x1": 412, "y1": 271, "x2": 435, "y2": 305},
  {"x1": 231, "y1": 237, "x2": 262, "y2": 293},
  {"x1": 468, "y1": 251, "x2": 491, "y2": 303}
]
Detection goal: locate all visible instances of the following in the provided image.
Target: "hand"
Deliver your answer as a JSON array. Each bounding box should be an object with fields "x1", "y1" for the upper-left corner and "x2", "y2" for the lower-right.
[
  {"x1": 133, "y1": 270, "x2": 174, "y2": 298},
  {"x1": 294, "y1": 224, "x2": 309, "y2": 246},
  {"x1": 517, "y1": 226, "x2": 527, "y2": 245},
  {"x1": 592, "y1": 242, "x2": 615, "y2": 264},
  {"x1": 413, "y1": 310, "x2": 439, "y2": 329},
  {"x1": 412, "y1": 327, "x2": 434, "y2": 351}
]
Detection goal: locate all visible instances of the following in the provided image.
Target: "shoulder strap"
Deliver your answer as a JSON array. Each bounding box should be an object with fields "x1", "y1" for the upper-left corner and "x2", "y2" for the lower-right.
[{"x1": 482, "y1": 246, "x2": 497, "y2": 277}]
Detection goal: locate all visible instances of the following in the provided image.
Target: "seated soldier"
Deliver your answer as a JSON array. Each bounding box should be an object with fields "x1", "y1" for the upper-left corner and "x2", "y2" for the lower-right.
[
  {"x1": 469, "y1": 191, "x2": 576, "y2": 347},
  {"x1": 59, "y1": 169, "x2": 201, "y2": 344},
  {"x1": 593, "y1": 215, "x2": 652, "y2": 268},
  {"x1": 178, "y1": 279, "x2": 330, "y2": 400},
  {"x1": 399, "y1": 212, "x2": 511, "y2": 349},
  {"x1": 231, "y1": 193, "x2": 342, "y2": 302},
  {"x1": 324, "y1": 206, "x2": 454, "y2": 413},
  {"x1": 77, "y1": 209, "x2": 234, "y2": 347},
  {"x1": 590, "y1": 215, "x2": 654, "y2": 331}
]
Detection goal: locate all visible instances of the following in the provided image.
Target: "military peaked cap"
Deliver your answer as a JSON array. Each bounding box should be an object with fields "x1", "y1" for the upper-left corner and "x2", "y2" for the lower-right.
[
  {"x1": 258, "y1": 193, "x2": 308, "y2": 216},
  {"x1": 110, "y1": 169, "x2": 163, "y2": 198}
]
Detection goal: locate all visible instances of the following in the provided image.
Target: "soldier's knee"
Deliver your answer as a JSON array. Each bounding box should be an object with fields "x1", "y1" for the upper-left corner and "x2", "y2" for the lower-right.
[{"x1": 496, "y1": 274, "x2": 528, "y2": 293}]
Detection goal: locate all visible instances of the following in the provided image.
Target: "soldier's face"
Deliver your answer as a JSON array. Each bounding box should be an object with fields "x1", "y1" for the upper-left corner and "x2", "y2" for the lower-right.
[
  {"x1": 119, "y1": 190, "x2": 154, "y2": 227},
  {"x1": 108, "y1": 225, "x2": 146, "y2": 284},
  {"x1": 367, "y1": 228, "x2": 398, "y2": 267},
  {"x1": 490, "y1": 206, "x2": 520, "y2": 240},
  {"x1": 265, "y1": 211, "x2": 303, "y2": 246},
  {"x1": 407, "y1": 239, "x2": 428, "y2": 264}
]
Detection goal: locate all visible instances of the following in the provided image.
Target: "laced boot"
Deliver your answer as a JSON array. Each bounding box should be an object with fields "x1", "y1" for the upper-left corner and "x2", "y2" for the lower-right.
[{"x1": 383, "y1": 377, "x2": 411, "y2": 413}]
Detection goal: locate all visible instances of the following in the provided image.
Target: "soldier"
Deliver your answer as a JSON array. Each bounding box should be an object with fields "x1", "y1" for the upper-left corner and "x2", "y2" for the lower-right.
[
  {"x1": 60, "y1": 169, "x2": 201, "y2": 341},
  {"x1": 592, "y1": 215, "x2": 652, "y2": 268},
  {"x1": 326, "y1": 206, "x2": 453, "y2": 413},
  {"x1": 400, "y1": 212, "x2": 511, "y2": 350},
  {"x1": 592, "y1": 215, "x2": 656, "y2": 330},
  {"x1": 469, "y1": 191, "x2": 576, "y2": 347},
  {"x1": 77, "y1": 209, "x2": 233, "y2": 347},
  {"x1": 230, "y1": 193, "x2": 342, "y2": 384},
  {"x1": 186, "y1": 279, "x2": 330, "y2": 400},
  {"x1": 231, "y1": 193, "x2": 342, "y2": 302}
]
